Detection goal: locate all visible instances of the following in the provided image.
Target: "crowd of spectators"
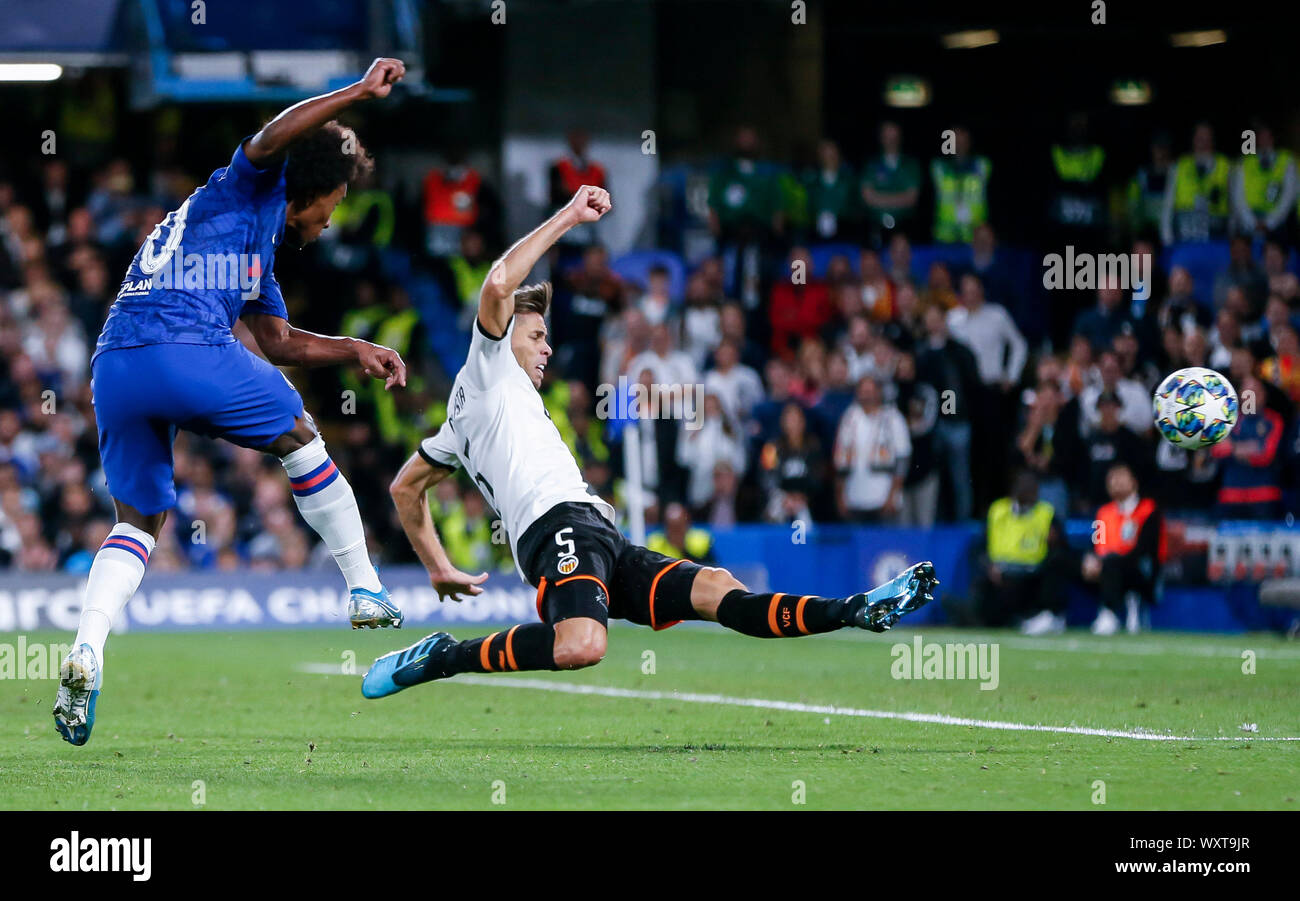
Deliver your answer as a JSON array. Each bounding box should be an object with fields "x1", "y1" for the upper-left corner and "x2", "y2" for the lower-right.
[{"x1": 4, "y1": 109, "x2": 1300, "y2": 580}]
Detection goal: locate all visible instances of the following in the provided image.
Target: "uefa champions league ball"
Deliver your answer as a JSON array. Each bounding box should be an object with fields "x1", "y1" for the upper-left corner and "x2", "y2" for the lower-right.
[{"x1": 1152, "y1": 366, "x2": 1239, "y2": 449}]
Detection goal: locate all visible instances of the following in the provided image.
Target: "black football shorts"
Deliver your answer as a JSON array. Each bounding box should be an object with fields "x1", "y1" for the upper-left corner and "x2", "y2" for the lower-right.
[{"x1": 516, "y1": 502, "x2": 703, "y2": 629}]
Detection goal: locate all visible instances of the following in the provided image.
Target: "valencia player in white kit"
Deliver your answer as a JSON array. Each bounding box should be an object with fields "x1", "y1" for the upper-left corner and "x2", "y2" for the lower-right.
[{"x1": 362, "y1": 186, "x2": 939, "y2": 698}]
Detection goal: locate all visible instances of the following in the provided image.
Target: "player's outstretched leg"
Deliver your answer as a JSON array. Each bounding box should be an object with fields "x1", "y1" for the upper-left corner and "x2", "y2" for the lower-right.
[
  {"x1": 55, "y1": 518, "x2": 159, "y2": 746},
  {"x1": 276, "y1": 429, "x2": 402, "y2": 629},
  {"x1": 362, "y1": 618, "x2": 603, "y2": 698},
  {"x1": 691, "y1": 561, "x2": 940, "y2": 637}
]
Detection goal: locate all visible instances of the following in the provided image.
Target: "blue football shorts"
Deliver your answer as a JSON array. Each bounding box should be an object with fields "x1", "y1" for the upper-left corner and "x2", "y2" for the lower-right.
[{"x1": 91, "y1": 342, "x2": 305, "y2": 514}]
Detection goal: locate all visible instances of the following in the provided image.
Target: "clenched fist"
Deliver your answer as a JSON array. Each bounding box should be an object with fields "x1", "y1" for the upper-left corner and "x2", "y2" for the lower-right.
[
  {"x1": 564, "y1": 185, "x2": 612, "y2": 224},
  {"x1": 357, "y1": 58, "x2": 405, "y2": 100}
]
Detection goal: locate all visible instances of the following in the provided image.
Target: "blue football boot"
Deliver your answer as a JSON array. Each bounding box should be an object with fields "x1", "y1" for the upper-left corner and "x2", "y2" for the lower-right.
[
  {"x1": 53, "y1": 643, "x2": 101, "y2": 746},
  {"x1": 349, "y1": 585, "x2": 404, "y2": 629},
  {"x1": 851, "y1": 561, "x2": 940, "y2": 633},
  {"x1": 362, "y1": 632, "x2": 455, "y2": 699}
]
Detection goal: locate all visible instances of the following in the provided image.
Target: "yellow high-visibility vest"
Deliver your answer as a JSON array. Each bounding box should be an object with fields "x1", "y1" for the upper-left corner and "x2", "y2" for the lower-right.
[
  {"x1": 1172, "y1": 155, "x2": 1229, "y2": 216},
  {"x1": 986, "y1": 498, "x2": 1053, "y2": 567},
  {"x1": 1051, "y1": 145, "x2": 1105, "y2": 182},
  {"x1": 931, "y1": 156, "x2": 991, "y2": 243},
  {"x1": 1240, "y1": 151, "x2": 1292, "y2": 213},
  {"x1": 647, "y1": 528, "x2": 713, "y2": 562}
]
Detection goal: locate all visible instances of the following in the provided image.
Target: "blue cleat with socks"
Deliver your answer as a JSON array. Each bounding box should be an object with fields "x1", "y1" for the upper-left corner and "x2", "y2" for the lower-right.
[
  {"x1": 850, "y1": 561, "x2": 940, "y2": 633},
  {"x1": 362, "y1": 632, "x2": 455, "y2": 699},
  {"x1": 348, "y1": 585, "x2": 404, "y2": 629},
  {"x1": 53, "y1": 643, "x2": 101, "y2": 746}
]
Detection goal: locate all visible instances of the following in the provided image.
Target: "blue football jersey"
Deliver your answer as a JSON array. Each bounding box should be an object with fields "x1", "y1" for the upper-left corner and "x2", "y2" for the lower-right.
[{"x1": 94, "y1": 142, "x2": 289, "y2": 361}]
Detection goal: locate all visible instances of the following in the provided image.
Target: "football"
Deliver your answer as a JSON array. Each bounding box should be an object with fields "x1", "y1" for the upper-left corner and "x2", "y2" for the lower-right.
[{"x1": 1153, "y1": 366, "x2": 1239, "y2": 449}]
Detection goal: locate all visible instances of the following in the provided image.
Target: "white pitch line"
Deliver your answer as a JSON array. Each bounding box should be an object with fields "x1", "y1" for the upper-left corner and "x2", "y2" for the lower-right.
[
  {"x1": 970, "y1": 634, "x2": 1300, "y2": 660},
  {"x1": 823, "y1": 630, "x2": 1300, "y2": 660},
  {"x1": 296, "y1": 664, "x2": 1299, "y2": 743}
]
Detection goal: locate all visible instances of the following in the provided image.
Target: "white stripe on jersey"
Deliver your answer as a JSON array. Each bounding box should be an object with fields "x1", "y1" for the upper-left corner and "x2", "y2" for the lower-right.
[{"x1": 420, "y1": 315, "x2": 615, "y2": 581}]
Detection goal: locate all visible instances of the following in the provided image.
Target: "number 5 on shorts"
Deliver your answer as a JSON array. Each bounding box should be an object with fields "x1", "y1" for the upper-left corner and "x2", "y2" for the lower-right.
[{"x1": 555, "y1": 528, "x2": 579, "y2": 576}]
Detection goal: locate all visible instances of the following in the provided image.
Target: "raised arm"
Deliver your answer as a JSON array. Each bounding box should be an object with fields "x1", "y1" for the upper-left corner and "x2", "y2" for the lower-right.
[
  {"x1": 243, "y1": 57, "x2": 405, "y2": 168},
  {"x1": 242, "y1": 312, "x2": 407, "y2": 390},
  {"x1": 389, "y1": 451, "x2": 489, "y2": 601},
  {"x1": 477, "y1": 185, "x2": 612, "y2": 336}
]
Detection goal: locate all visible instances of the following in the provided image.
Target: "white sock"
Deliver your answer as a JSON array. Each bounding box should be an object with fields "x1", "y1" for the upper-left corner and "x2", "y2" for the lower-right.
[
  {"x1": 281, "y1": 436, "x2": 382, "y2": 593},
  {"x1": 73, "y1": 523, "x2": 156, "y2": 668}
]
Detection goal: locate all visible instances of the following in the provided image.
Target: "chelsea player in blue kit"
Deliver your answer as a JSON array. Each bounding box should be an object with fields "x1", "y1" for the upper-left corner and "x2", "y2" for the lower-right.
[{"x1": 53, "y1": 58, "x2": 410, "y2": 746}]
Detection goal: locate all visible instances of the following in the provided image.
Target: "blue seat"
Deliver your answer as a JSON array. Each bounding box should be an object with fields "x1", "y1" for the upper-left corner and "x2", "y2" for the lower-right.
[
  {"x1": 404, "y1": 270, "x2": 468, "y2": 373},
  {"x1": 807, "y1": 242, "x2": 861, "y2": 280},
  {"x1": 908, "y1": 243, "x2": 973, "y2": 279},
  {"x1": 1161, "y1": 241, "x2": 1230, "y2": 307},
  {"x1": 610, "y1": 249, "x2": 688, "y2": 301},
  {"x1": 379, "y1": 248, "x2": 411, "y2": 283},
  {"x1": 876, "y1": 243, "x2": 973, "y2": 287}
]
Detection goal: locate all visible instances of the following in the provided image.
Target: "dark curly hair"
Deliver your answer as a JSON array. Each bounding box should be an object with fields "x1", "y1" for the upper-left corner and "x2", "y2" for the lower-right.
[{"x1": 284, "y1": 120, "x2": 373, "y2": 208}]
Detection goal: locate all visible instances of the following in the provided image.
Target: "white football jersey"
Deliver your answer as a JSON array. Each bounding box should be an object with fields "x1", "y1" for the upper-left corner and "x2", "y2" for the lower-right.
[{"x1": 419, "y1": 316, "x2": 615, "y2": 580}]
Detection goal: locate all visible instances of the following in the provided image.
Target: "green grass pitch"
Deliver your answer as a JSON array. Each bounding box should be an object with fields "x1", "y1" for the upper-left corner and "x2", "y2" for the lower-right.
[{"x1": 2, "y1": 626, "x2": 1297, "y2": 810}]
